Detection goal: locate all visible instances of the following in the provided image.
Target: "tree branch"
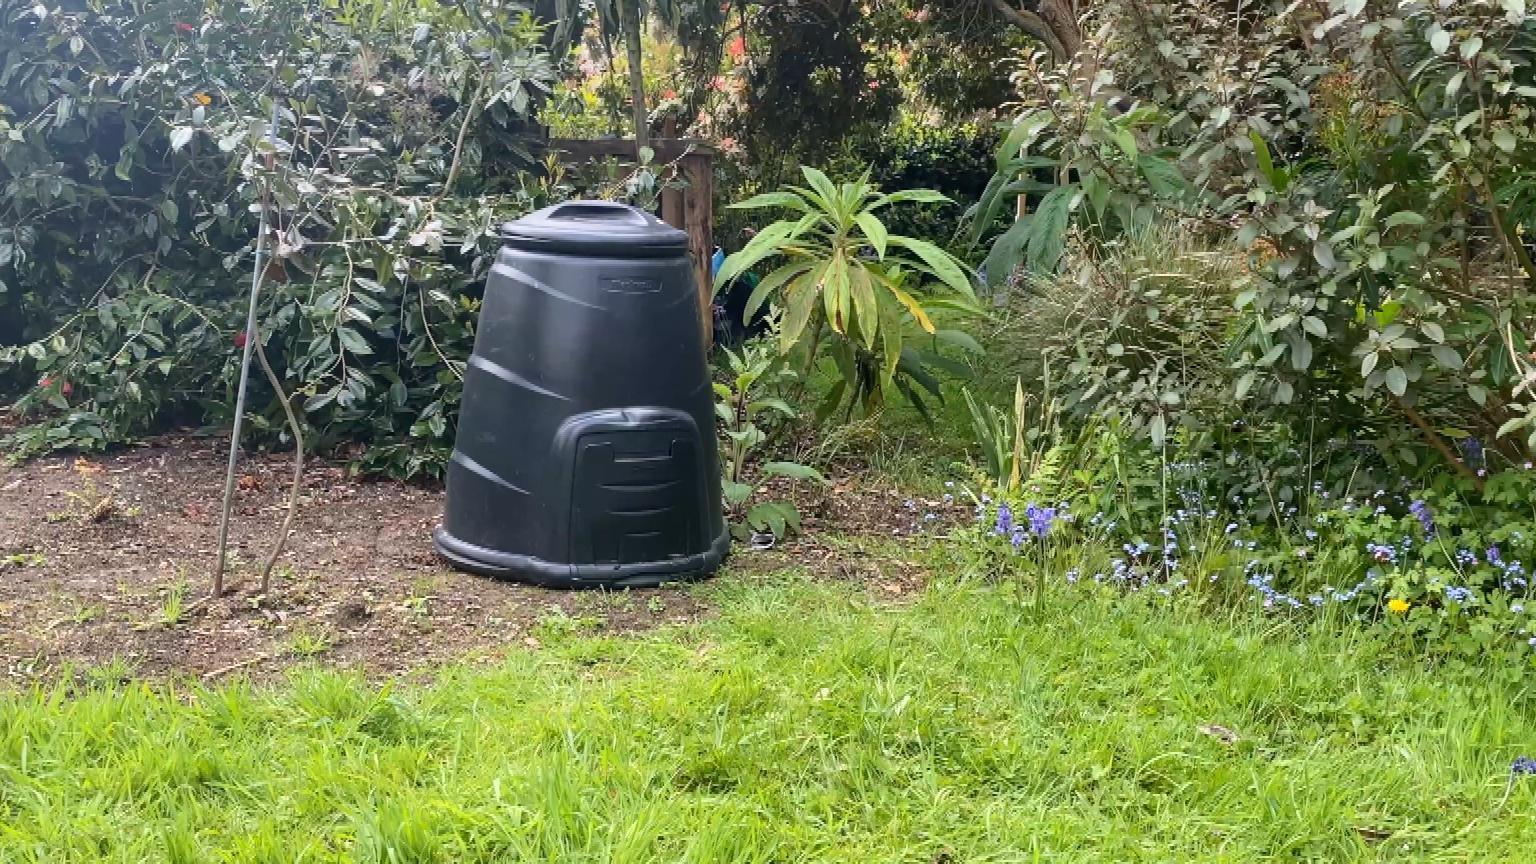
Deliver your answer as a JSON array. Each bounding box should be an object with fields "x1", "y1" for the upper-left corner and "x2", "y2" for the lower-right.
[{"x1": 985, "y1": 0, "x2": 1067, "y2": 60}]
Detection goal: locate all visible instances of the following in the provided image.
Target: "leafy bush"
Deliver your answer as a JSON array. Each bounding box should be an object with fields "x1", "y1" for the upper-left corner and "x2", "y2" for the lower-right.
[
  {"x1": 716, "y1": 167, "x2": 982, "y2": 419},
  {"x1": 0, "y1": 0, "x2": 559, "y2": 477},
  {"x1": 713, "y1": 334, "x2": 827, "y2": 541},
  {"x1": 839, "y1": 116, "x2": 1003, "y2": 248},
  {"x1": 978, "y1": 0, "x2": 1536, "y2": 486},
  {"x1": 1002, "y1": 223, "x2": 1249, "y2": 446}
]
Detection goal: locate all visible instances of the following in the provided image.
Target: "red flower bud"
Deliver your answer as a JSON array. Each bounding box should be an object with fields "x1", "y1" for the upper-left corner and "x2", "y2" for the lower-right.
[
  {"x1": 61, "y1": 381, "x2": 72, "y2": 396},
  {"x1": 233, "y1": 330, "x2": 248, "y2": 349},
  {"x1": 39, "y1": 376, "x2": 53, "y2": 388},
  {"x1": 175, "y1": 22, "x2": 196, "y2": 33}
]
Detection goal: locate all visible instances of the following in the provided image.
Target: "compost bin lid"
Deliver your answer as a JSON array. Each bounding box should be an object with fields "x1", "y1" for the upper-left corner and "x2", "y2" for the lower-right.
[{"x1": 499, "y1": 201, "x2": 688, "y2": 255}]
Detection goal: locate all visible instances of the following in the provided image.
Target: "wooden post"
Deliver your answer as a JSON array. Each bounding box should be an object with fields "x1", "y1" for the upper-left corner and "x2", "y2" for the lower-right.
[
  {"x1": 544, "y1": 138, "x2": 715, "y2": 347},
  {"x1": 659, "y1": 117, "x2": 684, "y2": 229},
  {"x1": 682, "y1": 152, "x2": 714, "y2": 352}
]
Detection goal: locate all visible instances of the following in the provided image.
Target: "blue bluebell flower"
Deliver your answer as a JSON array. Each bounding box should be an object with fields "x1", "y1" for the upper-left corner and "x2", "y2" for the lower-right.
[{"x1": 1410, "y1": 499, "x2": 1435, "y2": 535}]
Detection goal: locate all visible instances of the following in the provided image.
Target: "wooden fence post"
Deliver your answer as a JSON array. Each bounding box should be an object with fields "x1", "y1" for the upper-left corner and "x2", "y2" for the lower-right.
[
  {"x1": 682, "y1": 152, "x2": 714, "y2": 352},
  {"x1": 546, "y1": 138, "x2": 715, "y2": 349}
]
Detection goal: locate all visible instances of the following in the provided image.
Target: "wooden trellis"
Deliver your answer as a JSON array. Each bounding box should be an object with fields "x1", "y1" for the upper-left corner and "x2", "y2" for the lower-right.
[{"x1": 545, "y1": 137, "x2": 717, "y2": 349}]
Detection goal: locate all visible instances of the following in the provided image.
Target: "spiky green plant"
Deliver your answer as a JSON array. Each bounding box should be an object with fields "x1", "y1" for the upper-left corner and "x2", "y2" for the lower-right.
[{"x1": 716, "y1": 167, "x2": 981, "y2": 416}]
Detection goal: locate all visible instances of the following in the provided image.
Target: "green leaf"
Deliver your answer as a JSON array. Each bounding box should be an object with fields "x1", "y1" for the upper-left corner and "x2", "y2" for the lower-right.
[
  {"x1": 1492, "y1": 129, "x2": 1517, "y2": 153},
  {"x1": 169, "y1": 127, "x2": 195, "y2": 152},
  {"x1": 742, "y1": 262, "x2": 811, "y2": 321},
  {"x1": 336, "y1": 327, "x2": 372, "y2": 356},
  {"x1": 800, "y1": 166, "x2": 840, "y2": 215},
  {"x1": 715, "y1": 218, "x2": 808, "y2": 289},
  {"x1": 303, "y1": 391, "x2": 337, "y2": 413},
  {"x1": 1385, "y1": 366, "x2": 1408, "y2": 396},
  {"x1": 728, "y1": 191, "x2": 809, "y2": 211},
  {"x1": 1235, "y1": 370, "x2": 1257, "y2": 399},
  {"x1": 871, "y1": 188, "x2": 951, "y2": 209},
  {"x1": 1384, "y1": 211, "x2": 1426, "y2": 229},
  {"x1": 934, "y1": 329, "x2": 984, "y2": 354},
  {"x1": 1290, "y1": 336, "x2": 1313, "y2": 371},
  {"x1": 878, "y1": 292, "x2": 904, "y2": 391},
  {"x1": 822, "y1": 254, "x2": 851, "y2": 333},
  {"x1": 762, "y1": 461, "x2": 828, "y2": 485},
  {"x1": 1082, "y1": 170, "x2": 1110, "y2": 220},
  {"x1": 995, "y1": 111, "x2": 1051, "y2": 167},
  {"x1": 848, "y1": 265, "x2": 879, "y2": 349},
  {"x1": 885, "y1": 280, "x2": 936, "y2": 334},
  {"x1": 723, "y1": 479, "x2": 754, "y2": 505},
  {"x1": 1138, "y1": 154, "x2": 1192, "y2": 200},
  {"x1": 1110, "y1": 126, "x2": 1138, "y2": 160},
  {"x1": 981, "y1": 215, "x2": 1032, "y2": 288},
  {"x1": 1431, "y1": 345, "x2": 1463, "y2": 369},
  {"x1": 1429, "y1": 24, "x2": 1451, "y2": 55},
  {"x1": 779, "y1": 265, "x2": 824, "y2": 353},
  {"x1": 854, "y1": 211, "x2": 888, "y2": 259},
  {"x1": 1026, "y1": 186, "x2": 1073, "y2": 273},
  {"x1": 749, "y1": 397, "x2": 796, "y2": 418},
  {"x1": 887, "y1": 236, "x2": 976, "y2": 299}
]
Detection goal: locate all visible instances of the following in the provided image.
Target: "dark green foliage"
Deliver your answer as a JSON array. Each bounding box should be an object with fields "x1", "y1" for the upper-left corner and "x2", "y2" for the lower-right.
[
  {"x1": 842, "y1": 117, "x2": 1003, "y2": 250},
  {"x1": 0, "y1": 0, "x2": 559, "y2": 477}
]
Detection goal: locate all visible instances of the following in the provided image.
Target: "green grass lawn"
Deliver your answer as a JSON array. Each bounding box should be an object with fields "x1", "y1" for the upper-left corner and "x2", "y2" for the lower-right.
[{"x1": 3, "y1": 570, "x2": 1535, "y2": 862}]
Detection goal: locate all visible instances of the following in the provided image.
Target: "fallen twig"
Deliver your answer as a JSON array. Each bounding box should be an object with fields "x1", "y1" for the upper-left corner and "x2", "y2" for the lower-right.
[{"x1": 201, "y1": 653, "x2": 271, "y2": 681}]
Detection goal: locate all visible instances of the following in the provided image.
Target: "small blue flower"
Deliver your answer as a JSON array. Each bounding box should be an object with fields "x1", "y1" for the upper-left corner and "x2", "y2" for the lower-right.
[
  {"x1": 1514, "y1": 756, "x2": 1536, "y2": 776},
  {"x1": 1410, "y1": 499, "x2": 1435, "y2": 535},
  {"x1": 1024, "y1": 504, "x2": 1056, "y2": 539}
]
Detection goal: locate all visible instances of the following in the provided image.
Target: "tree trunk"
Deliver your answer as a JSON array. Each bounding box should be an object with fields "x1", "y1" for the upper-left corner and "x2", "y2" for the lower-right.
[
  {"x1": 984, "y1": 0, "x2": 1082, "y2": 63},
  {"x1": 621, "y1": 0, "x2": 649, "y2": 156}
]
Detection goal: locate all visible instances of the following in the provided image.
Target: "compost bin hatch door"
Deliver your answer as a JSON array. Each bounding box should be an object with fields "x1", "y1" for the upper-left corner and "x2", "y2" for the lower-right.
[{"x1": 567, "y1": 414, "x2": 706, "y2": 567}]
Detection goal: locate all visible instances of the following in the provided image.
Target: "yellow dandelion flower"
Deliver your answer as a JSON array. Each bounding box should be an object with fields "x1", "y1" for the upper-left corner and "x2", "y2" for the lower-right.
[{"x1": 1387, "y1": 598, "x2": 1411, "y2": 613}]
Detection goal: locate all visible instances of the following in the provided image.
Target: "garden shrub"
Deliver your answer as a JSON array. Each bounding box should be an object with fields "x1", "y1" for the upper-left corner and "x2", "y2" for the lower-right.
[
  {"x1": 979, "y1": 0, "x2": 1536, "y2": 477},
  {"x1": 967, "y1": 0, "x2": 1536, "y2": 662},
  {"x1": 0, "y1": 0, "x2": 559, "y2": 477}
]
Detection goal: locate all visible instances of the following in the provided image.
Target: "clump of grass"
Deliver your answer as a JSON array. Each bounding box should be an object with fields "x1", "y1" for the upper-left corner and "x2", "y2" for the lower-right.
[
  {"x1": 158, "y1": 580, "x2": 186, "y2": 627},
  {"x1": 2, "y1": 575, "x2": 1535, "y2": 861},
  {"x1": 286, "y1": 627, "x2": 332, "y2": 658}
]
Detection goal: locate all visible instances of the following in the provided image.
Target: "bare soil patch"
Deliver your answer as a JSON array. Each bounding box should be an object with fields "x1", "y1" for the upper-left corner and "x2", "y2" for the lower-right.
[{"x1": 0, "y1": 437, "x2": 965, "y2": 683}]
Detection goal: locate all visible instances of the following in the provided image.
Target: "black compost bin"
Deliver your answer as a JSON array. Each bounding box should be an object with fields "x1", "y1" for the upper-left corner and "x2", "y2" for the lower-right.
[{"x1": 433, "y1": 201, "x2": 728, "y2": 588}]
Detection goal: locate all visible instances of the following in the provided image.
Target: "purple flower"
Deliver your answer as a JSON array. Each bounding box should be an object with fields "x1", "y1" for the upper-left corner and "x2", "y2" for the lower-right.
[
  {"x1": 994, "y1": 503, "x2": 1013, "y2": 537},
  {"x1": 1513, "y1": 756, "x2": 1536, "y2": 776},
  {"x1": 1409, "y1": 499, "x2": 1435, "y2": 535},
  {"x1": 1462, "y1": 436, "x2": 1484, "y2": 465},
  {"x1": 1024, "y1": 504, "x2": 1057, "y2": 538}
]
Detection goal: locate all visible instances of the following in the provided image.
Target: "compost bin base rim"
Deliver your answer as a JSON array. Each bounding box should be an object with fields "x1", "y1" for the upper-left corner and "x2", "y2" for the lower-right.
[{"x1": 431, "y1": 526, "x2": 730, "y2": 589}]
